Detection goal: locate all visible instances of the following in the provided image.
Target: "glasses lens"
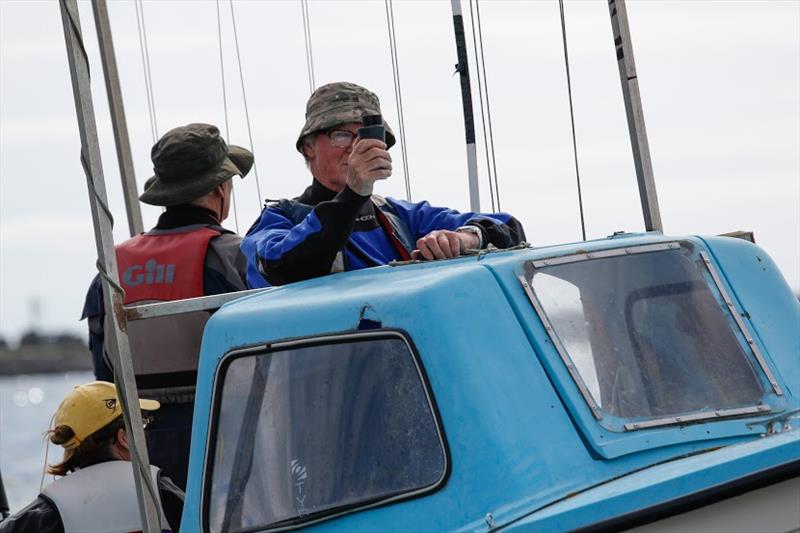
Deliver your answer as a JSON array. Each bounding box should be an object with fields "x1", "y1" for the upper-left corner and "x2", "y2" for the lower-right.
[{"x1": 329, "y1": 130, "x2": 356, "y2": 147}]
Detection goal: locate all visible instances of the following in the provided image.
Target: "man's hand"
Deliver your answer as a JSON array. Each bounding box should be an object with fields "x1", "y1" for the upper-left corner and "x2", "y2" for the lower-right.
[
  {"x1": 411, "y1": 229, "x2": 480, "y2": 261},
  {"x1": 347, "y1": 139, "x2": 392, "y2": 196}
]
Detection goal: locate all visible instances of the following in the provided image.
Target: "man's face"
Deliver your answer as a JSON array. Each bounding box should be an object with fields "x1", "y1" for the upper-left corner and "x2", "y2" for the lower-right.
[{"x1": 304, "y1": 122, "x2": 360, "y2": 192}]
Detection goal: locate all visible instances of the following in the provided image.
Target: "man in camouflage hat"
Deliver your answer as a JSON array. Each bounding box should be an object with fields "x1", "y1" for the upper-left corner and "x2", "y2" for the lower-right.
[
  {"x1": 242, "y1": 81, "x2": 525, "y2": 287},
  {"x1": 81, "y1": 123, "x2": 252, "y2": 489}
]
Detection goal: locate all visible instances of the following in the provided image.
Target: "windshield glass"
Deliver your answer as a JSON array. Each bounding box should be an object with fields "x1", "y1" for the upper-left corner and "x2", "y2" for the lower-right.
[
  {"x1": 525, "y1": 243, "x2": 765, "y2": 422},
  {"x1": 207, "y1": 334, "x2": 446, "y2": 532}
]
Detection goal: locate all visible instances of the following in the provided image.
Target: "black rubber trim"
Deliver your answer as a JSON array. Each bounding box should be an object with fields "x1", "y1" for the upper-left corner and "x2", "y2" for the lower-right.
[{"x1": 574, "y1": 459, "x2": 800, "y2": 533}]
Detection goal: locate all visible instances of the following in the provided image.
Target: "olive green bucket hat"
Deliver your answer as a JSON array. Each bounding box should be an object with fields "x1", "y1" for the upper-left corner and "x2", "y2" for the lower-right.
[
  {"x1": 140, "y1": 123, "x2": 253, "y2": 206},
  {"x1": 295, "y1": 81, "x2": 396, "y2": 153}
]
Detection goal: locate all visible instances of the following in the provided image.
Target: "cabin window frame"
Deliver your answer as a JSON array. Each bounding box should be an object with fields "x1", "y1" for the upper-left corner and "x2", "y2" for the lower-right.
[
  {"x1": 200, "y1": 329, "x2": 450, "y2": 532},
  {"x1": 518, "y1": 240, "x2": 786, "y2": 443}
]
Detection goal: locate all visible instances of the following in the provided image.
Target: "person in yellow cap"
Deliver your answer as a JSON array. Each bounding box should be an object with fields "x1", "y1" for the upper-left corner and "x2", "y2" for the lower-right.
[{"x1": 0, "y1": 382, "x2": 183, "y2": 533}]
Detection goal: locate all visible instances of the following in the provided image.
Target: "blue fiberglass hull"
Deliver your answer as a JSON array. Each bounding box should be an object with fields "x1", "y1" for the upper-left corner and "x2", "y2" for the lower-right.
[{"x1": 181, "y1": 233, "x2": 800, "y2": 532}]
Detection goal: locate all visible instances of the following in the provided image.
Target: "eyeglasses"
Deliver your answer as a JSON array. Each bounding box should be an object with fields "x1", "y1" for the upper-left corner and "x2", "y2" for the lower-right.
[{"x1": 324, "y1": 129, "x2": 359, "y2": 148}]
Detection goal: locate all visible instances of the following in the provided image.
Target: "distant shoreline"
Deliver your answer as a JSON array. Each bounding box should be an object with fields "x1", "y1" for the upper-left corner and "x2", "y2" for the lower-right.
[
  {"x1": 0, "y1": 357, "x2": 92, "y2": 376},
  {"x1": 0, "y1": 336, "x2": 92, "y2": 376}
]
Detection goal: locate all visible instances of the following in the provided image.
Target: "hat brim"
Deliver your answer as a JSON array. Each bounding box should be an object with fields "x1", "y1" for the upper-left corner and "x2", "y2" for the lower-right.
[
  {"x1": 228, "y1": 144, "x2": 254, "y2": 177},
  {"x1": 139, "y1": 398, "x2": 160, "y2": 411},
  {"x1": 140, "y1": 144, "x2": 254, "y2": 206}
]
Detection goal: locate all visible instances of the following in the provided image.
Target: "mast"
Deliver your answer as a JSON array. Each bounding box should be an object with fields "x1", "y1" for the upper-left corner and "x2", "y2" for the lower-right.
[
  {"x1": 92, "y1": 0, "x2": 143, "y2": 237},
  {"x1": 608, "y1": 0, "x2": 663, "y2": 232},
  {"x1": 58, "y1": 1, "x2": 160, "y2": 531},
  {"x1": 450, "y1": 0, "x2": 481, "y2": 212}
]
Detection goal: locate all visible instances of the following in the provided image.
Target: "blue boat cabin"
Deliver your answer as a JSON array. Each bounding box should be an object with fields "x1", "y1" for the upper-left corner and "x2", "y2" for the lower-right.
[{"x1": 181, "y1": 233, "x2": 800, "y2": 532}]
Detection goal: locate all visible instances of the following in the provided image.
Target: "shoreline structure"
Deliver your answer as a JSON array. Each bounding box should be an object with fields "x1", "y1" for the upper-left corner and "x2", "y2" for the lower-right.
[{"x1": 0, "y1": 333, "x2": 91, "y2": 376}]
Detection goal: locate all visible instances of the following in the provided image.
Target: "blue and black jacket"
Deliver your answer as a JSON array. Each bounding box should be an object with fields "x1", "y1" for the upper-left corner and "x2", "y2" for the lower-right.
[{"x1": 242, "y1": 180, "x2": 526, "y2": 287}]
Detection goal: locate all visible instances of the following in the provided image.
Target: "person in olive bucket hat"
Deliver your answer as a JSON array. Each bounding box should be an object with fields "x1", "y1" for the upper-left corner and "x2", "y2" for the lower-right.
[
  {"x1": 80, "y1": 123, "x2": 253, "y2": 491},
  {"x1": 242, "y1": 81, "x2": 526, "y2": 287}
]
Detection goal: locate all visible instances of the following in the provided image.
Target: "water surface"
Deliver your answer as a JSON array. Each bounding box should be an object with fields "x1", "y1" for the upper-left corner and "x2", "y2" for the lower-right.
[{"x1": 0, "y1": 371, "x2": 93, "y2": 512}]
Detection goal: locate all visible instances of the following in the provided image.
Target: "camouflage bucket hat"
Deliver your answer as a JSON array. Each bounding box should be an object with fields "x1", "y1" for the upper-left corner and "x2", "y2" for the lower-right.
[
  {"x1": 140, "y1": 123, "x2": 254, "y2": 206},
  {"x1": 295, "y1": 81, "x2": 396, "y2": 153}
]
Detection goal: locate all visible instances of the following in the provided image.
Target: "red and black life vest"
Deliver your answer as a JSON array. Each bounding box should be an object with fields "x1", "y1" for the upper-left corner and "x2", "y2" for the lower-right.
[{"x1": 105, "y1": 226, "x2": 220, "y2": 403}]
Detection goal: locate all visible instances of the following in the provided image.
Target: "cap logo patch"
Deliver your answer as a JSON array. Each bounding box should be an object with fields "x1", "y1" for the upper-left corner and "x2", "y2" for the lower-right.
[{"x1": 104, "y1": 399, "x2": 117, "y2": 410}]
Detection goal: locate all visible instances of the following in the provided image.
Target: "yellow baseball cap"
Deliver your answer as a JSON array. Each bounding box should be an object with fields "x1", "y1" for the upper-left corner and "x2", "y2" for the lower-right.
[{"x1": 53, "y1": 381, "x2": 160, "y2": 449}]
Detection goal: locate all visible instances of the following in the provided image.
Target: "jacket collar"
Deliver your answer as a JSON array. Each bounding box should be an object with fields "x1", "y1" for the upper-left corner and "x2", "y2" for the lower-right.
[
  {"x1": 155, "y1": 204, "x2": 222, "y2": 230},
  {"x1": 297, "y1": 179, "x2": 338, "y2": 205}
]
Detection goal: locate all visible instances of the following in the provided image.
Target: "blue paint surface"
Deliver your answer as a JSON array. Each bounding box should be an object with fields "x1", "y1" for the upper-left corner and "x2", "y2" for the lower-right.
[{"x1": 181, "y1": 233, "x2": 800, "y2": 532}]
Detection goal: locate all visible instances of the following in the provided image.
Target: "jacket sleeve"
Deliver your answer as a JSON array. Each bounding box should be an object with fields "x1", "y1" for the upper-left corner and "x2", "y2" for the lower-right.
[
  {"x1": 80, "y1": 276, "x2": 114, "y2": 382},
  {"x1": 204, "y1": 233, "x2": 249, "y2": 294},
  {"x1": 242, "y1": 187, "x2": 370, "y2": 287},
  {"x1": 0, "y1": 496, "x2": 63, "y2": 533},
  {"x1": 385, "y1": 198, "x2": 527, "y2": 249}
]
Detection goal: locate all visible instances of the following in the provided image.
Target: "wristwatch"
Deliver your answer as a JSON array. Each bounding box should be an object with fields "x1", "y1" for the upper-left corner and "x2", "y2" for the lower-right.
[{"x1": 456, "y1": 225, "x2": 484, "y2": 249}]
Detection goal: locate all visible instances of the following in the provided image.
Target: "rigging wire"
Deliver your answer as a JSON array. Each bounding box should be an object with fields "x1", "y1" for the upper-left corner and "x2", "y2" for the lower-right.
[
  {"x1": 558, "y1": 0, "x2": 587, "y2": 241},
  {"x1": 134, "y1": 0, "x2": 158, "y2": 143},
  {"x1": 229, "y1": 0, "x2": 264, "y2": 205},
  {"x1": 467, "y1": 0, "x2": 495, "y2": 213},
  {"x1": 216, "y1": 0, "x2": 240, "y2": 232},
  {"x1": 216, "y1": 1, "x2": 231, "y2": 146},
  {"x1": 300, "y1": 0, "x2": 316, "y2": 94},
  {"x1": 384, "y1": 0, "x2": 412, "y2": 202},
  {"x1": 472, "y1": 0, "x2": 501, "y2": 212}
]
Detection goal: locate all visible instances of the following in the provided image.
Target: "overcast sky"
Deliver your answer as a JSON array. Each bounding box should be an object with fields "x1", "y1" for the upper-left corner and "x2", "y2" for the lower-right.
[{"x1": 1, "y1": 0, "x2": 798, "y2": 343}]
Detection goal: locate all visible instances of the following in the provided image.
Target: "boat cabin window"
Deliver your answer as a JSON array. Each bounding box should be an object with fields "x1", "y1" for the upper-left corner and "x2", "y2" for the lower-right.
[
  {"x1": 523, "y1": 242, "x2": 767, "y2": 426},
  {"x1": 205, "y1": 332, "x2": 446, "y2": 532}
]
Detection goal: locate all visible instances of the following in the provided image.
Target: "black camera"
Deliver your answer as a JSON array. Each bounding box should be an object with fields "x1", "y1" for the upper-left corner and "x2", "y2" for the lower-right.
[{"x1": 357, "y1": 114, "x2": 386, "y2": 143}]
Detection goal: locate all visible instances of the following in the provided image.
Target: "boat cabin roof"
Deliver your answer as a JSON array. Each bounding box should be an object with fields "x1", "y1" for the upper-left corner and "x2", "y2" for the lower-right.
[{"x1": 183, "y1": 232, "x2": 800, "y2": 531}]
